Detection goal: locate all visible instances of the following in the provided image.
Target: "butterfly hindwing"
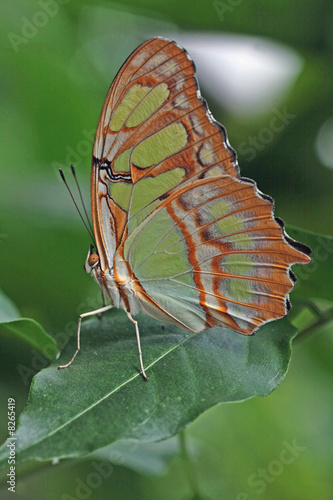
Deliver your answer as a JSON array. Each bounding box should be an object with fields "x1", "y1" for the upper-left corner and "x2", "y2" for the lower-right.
[{"x1": 121, "y1": 167, "x2": 310, "y2": 333}]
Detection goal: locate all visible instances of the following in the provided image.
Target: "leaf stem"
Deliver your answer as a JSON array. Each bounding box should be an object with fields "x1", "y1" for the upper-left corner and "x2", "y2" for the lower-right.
[
  {"x1": 293, "y1": 301, "x2": 333, "y2": 343},
  {"x1": 179, "y1": 429, "x2": 203, "y2": 500},
  {"x1": 292, "y1": 299, "x2": 323, "y2": 317}
]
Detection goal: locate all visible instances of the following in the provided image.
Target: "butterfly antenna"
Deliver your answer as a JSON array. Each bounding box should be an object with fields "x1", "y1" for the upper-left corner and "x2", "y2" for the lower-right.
[
  {"x1": 70, "y1": 165, "x2": 95, "y2": 239},
  {"x1": 59, "y1": 168, "x2": 96, "y2": 245}
]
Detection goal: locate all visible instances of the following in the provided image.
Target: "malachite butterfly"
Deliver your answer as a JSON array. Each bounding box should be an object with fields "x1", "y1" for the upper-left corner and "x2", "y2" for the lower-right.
[{"x1": 59, "y1": 37, "x2": 311, "y2": 380}]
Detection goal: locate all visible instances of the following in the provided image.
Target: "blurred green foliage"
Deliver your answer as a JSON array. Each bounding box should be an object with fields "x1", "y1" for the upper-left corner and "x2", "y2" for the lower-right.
[{"x1": 0, "y1": 1, "x2": 332, "y2": 499}]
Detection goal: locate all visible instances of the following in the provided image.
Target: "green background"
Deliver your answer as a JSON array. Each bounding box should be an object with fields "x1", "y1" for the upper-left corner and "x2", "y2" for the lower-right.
[{"x1": 1, "y1": 0, "x2": 332, "y2": 499}]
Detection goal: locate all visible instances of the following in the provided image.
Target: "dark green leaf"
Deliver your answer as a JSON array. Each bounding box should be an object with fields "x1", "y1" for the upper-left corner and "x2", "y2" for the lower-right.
[
  {"x1": 0, "y1": 310, "x2": 296, "y2": 467},
  {"x1": 287, "y1": 225, "x2": 333, "y2": 302},
  {"x1": 0, "y1": 319, "x2": 58, "y2": 363},
  {"x1": 91, "y1": 436, "x2": 181, "y2": 476},
  {"x1": 0, "y1": 289, "x2": 20, "y2": 322}
]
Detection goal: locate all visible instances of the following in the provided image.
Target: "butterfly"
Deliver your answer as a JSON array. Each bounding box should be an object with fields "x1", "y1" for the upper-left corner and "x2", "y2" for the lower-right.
[{"x1": 58, "y1": 37, "x2": 311, "y2": 380}]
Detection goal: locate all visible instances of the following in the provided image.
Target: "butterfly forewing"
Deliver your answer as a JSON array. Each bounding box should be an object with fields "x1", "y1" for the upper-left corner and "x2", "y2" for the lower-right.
[
  {"x1": 94, "y1": 38, "x2": 237, "y2": 175},
  {"x1": 91, "y1": 38, "x2": 240, "y2": 263}
]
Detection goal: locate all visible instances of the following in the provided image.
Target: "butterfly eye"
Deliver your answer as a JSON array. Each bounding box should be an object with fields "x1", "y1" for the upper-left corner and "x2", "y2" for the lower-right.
[
  {"x1": 88, "y1": 253, "x2": 99, "y2": 267},
  {"x1": 84, "y1": 249, "x2": 100, "y2": 273}
]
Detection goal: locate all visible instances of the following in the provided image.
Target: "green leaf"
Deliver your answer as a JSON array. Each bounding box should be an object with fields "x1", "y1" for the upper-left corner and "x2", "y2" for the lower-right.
[
  {"x1": 286, "y1": 225, "x2": 333, "y2": 302},
  {"x1": 0, "y1": 289, "x2": 21, "y2": 322},
  {"x1": 0, "y1": 290, "x2": 58, "y2": 373},
  {"x1": 0, "y1": 319, "x2": 58, "y2": 363},
  {"x1": 0, "y1": 309, "x2": 296, "y2": 467},
  {"x1": 91, "y1": 436, "x2": 181, "y2": 476}
]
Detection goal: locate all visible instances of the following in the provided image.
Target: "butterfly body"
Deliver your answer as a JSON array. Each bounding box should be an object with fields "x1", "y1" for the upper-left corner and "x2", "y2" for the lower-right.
[
  {"x1": 86, "y1": 243, "x2": 139, "y2": 314},
  {"x1": 59, "y1": 37, "x2": 311, "y2": 378}
]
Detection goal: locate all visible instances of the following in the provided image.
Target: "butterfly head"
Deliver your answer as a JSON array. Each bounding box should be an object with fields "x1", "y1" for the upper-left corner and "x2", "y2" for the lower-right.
[{"x1": 84, "y1": 245, "x2": 100, "y2": 274}]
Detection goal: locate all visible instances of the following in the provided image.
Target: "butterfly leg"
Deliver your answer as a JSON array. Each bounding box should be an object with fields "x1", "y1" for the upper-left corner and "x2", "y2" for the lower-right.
[
  {"x1": 97, "y1": 290, "x2": 108, "y2": 320},
  {"x1": 58, "y1": 304, "x2": 113, "y2": 370},
  {"x1": 126, "y1": 311, "x2": 149, "y2": 381}
]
